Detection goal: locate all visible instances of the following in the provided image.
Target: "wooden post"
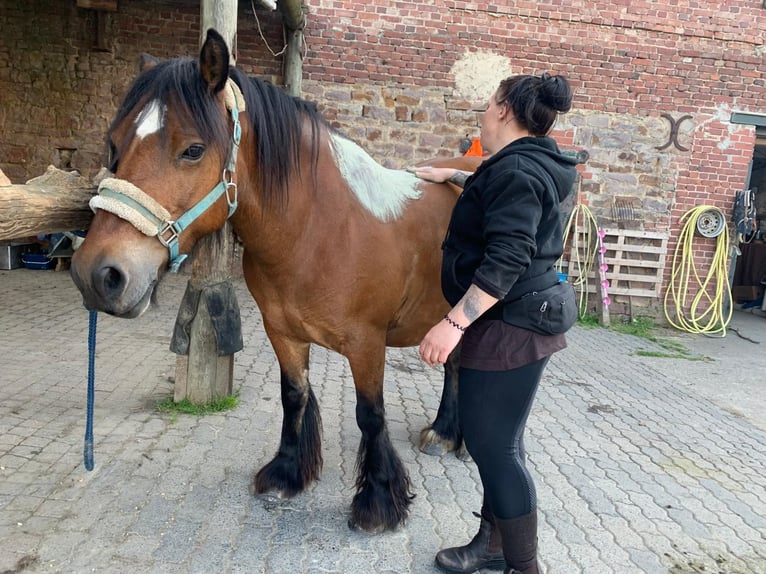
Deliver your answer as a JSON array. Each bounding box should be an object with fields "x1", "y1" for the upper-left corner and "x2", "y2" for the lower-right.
[
  {"x1": 279, "y1": 0, "x2": 305, "y2": 97},
  {"x1": 173, "y1": 0, "x2": 241, "y2": 403}
]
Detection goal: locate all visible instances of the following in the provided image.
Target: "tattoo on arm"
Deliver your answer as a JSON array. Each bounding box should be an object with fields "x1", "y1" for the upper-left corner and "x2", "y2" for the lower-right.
[
  {"x1": 448, "y1": 170, "x2": 470, "y2": 188},
  {"x1": 462, "y1": 291, "x2": 482, "y2": 323}
]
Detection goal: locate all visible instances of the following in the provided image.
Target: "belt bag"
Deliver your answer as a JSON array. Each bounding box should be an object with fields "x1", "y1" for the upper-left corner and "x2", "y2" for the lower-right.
[{"x1": 502, "y1": 281, "x2": 578, "y2": 335}]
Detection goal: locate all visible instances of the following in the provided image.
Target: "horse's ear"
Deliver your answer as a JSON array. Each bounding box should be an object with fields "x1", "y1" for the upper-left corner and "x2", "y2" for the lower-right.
[
  {"x1": 139, "y1": 53, "x2": 159, "y2": 72},
  {"x1": 199, "y1": 28, "x2": 230, "y2": 94}
]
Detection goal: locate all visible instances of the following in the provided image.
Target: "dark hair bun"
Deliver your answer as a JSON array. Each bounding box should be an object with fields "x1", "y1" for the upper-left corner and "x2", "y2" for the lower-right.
[{"x1": 539, "y1": 73, "x2": 573, "y2": 113}]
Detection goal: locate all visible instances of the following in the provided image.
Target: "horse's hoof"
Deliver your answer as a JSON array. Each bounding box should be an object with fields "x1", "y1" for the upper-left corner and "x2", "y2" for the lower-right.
[
  {"x1": 253, "y1": 451, "x2": 314, "y2": 499},
  {"x1": 418, "y1": 427, "x2": 456, "y2": 457},
  {"x1": 251, "y1": 487, "x2": 289, "y2": 500},
  {"x1": 420, "y1": 441, "x2": 449, "y2": 457},
  {"x1": 455, "y1": 444, "x2": 472, "y2": 462},
  {"x1": 347, "y1": 517, "x2": 388, "y2": 534}
]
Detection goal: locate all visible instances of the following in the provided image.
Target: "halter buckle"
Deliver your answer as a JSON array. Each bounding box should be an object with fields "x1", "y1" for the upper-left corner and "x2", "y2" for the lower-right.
[
  {"x1": 157, "y1": 221, "x2": 180, "y2": 249},
  {"x1": 223, "y1": 169, "x2": 238, "y2": 216}
]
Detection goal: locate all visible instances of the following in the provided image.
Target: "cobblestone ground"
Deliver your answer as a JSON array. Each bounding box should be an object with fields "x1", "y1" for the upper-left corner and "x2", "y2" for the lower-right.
[{"x1": 1, "y1": 269, "x2": 764, "y2": 574}]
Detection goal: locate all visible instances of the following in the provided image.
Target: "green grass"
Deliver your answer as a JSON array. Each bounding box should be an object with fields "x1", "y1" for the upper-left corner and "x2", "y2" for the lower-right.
[
  {"x1": 576, "y1": 313, "x2": 601, "y2": 328},
  {"x1": 156, "y1": 394, "x2": 240, "y2": 417},
  {"x1": 579, "y1": 314, "x2": 710, "y2": 361}
]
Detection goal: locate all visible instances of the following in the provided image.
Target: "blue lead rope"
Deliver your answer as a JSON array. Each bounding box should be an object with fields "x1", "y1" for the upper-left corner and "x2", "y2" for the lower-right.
[{"x1": 84, "y1": 310, "x2": 97, "y2": 471}]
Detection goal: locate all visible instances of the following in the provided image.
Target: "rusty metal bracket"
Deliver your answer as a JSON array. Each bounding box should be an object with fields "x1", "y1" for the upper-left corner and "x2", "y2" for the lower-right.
[{"x1": 656, "y1": 113, "x2": 693, "y2": 152}]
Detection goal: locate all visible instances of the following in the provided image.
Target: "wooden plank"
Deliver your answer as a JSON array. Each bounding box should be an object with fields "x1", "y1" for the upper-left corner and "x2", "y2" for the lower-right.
[
  {"x1": 600, "y1": 243, "x2": 666, "y2": 254},
  {"x1": 608, "y1": 272, "x2": 664, "y2": 283},
  {"x1": 601, "y1": 228, "x2": 669, "y2": 240},
  {"x1": 581, "y1": 285, "x2": 659, "y2": 297},
  {"x1": 602, "y1": 257, "x2": 663, "y2": 267}
]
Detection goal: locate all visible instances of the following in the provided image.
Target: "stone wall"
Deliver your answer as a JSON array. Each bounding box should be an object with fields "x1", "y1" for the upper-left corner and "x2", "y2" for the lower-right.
[{"x1": 2, "y1": 0, "x2": 765, "y2": 317}]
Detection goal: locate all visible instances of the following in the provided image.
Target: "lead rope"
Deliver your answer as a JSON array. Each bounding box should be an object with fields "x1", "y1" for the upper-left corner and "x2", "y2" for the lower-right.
[{"x1": 84, "y1": 310, "x2": 97, "y2": 471}]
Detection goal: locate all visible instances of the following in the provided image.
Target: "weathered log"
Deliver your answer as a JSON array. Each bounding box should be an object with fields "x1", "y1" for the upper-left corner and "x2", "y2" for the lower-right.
[{"x1": 0, "y1": 166, "x2": 96, "y2": 241}]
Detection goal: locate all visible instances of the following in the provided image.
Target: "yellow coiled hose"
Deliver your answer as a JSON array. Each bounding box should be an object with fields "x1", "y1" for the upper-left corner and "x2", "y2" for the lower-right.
[
  {"x1": 559, "y1": 204, "x2": 599, "y2": 317},
  {"x1": 663, "y1": 206, "x2": 732, "y2": 335}
]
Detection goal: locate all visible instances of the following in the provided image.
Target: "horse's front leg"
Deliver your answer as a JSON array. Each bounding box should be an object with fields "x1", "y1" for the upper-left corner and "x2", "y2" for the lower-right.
[
  {"x1": 347, "y1": 342, "x2": 414, "y2": 533},
  {"x1": 419, "y1": 347, "x2": 469, "y2": 460},
  {"x1": 253, "y1": 336, "x2": 323, "y2": 498}
]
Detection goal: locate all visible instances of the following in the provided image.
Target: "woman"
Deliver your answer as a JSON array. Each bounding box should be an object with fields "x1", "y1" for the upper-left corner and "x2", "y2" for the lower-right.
[{"x1": 415, "y1": 73, "x2": 577, "y2": 574}]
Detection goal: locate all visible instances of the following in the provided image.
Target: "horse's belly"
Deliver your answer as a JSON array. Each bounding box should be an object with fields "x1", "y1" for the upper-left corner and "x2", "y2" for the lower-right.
[{"x1": 384, "y1": 290, "x2": 450, "y2": 347}]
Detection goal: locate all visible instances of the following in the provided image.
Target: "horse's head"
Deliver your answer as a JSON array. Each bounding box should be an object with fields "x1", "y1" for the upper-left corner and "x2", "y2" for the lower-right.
[{"x1": 71, "y1": 29, "x2": 243, "y2": 317}]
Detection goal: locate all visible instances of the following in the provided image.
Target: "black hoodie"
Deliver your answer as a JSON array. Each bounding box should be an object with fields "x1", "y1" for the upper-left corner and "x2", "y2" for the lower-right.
[{"x1": 441, "y1": 136, "x2": 578, "y2": 307}]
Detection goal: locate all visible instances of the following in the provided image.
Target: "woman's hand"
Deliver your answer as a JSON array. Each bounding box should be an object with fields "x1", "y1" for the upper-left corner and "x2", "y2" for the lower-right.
[
  {"x1": 410, "y1": 166, "x2": 457, "y2": 184},
  {"x1": 419, "y1": 318, "x2": 463, "y2": 367}
]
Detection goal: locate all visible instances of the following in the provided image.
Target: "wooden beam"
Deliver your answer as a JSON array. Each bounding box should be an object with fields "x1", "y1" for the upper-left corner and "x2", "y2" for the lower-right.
[{"x1": 0, "y1": 166, "x2": 94, "y2": 241}]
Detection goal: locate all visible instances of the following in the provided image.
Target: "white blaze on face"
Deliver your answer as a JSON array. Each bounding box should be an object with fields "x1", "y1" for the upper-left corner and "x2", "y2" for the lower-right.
[
  {"x1": 134, "y1": 100, "x2": 165, "y2": 139},
  {"x1": 329, "y1": 133, "x2": 421, "y2": 222}
]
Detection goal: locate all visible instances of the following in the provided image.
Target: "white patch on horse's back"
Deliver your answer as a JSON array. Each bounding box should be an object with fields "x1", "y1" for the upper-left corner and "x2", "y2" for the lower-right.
[
  {"x1": 134, "y1": 100, "x2": 165, "y2": 139},
  {"x1": 329, "y1": 133, "x2": 421, "y2": 222}
]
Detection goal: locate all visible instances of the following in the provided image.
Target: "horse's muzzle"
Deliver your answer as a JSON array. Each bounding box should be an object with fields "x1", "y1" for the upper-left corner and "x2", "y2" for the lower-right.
[{"x1": 71, "y1": 253, "x2": 158, "y2": 318}]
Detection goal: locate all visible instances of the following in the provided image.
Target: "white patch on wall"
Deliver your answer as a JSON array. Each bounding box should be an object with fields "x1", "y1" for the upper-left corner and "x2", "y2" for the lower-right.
[
  {"x1": 450, "y1": 50, "x2": 513, "y2": 105},
  {"x1": 329, "y1": 133, "x2": 421, "y2": 222},
  {"x1": 135, "y1": 100, "x2": 165, "y2": 139}
]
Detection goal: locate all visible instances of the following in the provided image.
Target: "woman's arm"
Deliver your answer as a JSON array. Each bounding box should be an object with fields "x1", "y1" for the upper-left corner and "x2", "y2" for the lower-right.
[
  {"x1": 411, "y1": 166, "x2": 473, "y2": 189},
  {"x1": 418, "y1": 283, "x2": 499, "y2": 367}
]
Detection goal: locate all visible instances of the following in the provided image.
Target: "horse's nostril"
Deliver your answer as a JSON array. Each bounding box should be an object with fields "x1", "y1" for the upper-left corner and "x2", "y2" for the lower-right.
[
  {"x1": 103, "y1": 267, "x2": 122, "y2": 291},
  {"x1": 94, "y1": 265, "x2": 126, "y2": 299}
]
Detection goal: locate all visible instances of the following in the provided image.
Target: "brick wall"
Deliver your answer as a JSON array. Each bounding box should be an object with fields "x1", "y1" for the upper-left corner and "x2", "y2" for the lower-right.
[
  {"x1": 2, "y1": 0, "x2": 765, "y2": 318},
  {"x1": 0, "y1": 0, "x2": 283, "y2": 183}
]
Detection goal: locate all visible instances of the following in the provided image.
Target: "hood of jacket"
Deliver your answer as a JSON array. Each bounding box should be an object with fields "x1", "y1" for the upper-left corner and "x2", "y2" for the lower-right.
[{"x1": 477, "y1": 136, "x2": 578, "y2": 203}]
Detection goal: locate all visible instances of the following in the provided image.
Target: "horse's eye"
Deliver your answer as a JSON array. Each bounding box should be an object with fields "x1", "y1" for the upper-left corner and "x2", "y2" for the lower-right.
[
  {"x1": 107, "y1": 141, "x2": 118, "y2": 172},
  {"x1": 181, "y1": 144, "x2": 205, "y2": 161}
]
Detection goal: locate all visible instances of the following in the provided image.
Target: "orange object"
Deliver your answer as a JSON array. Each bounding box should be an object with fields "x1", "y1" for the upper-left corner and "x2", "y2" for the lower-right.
[{"x1": 463, "y1": 138, "x2": 484, "y2": 157}]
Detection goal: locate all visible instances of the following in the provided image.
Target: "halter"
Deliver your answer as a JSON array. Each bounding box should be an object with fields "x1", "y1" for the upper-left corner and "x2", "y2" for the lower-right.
[{"x1": 89, "y1": 79, "x2": 246, "y2": 273}]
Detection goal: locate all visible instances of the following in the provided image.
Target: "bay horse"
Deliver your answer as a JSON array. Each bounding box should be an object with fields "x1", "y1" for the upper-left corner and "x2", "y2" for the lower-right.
[{"x1": 70, "y1": 28, "x2": 481, "y2": 532}]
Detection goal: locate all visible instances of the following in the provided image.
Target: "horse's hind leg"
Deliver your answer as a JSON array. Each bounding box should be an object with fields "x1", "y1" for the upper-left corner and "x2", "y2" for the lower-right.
[
  {"x1": 348, "y1": 343, "x2": 414, "y2": 532},
  {"x1": 419, "y1": 347, "x2": 468, "y2": 460},
  {"x1": 253, "y1": 337, "x2": 323, "y2": 498}
]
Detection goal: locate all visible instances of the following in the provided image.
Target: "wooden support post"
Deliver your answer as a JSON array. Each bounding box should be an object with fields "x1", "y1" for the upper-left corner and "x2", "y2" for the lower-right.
[
  {"x1": 172, "y1": 229, "x2": 240, "y2": 403},
  {"x1": 278, "y1": 0, "x2": 305, "y2": 97},
  {"x1": 172, "y1": 0, "x2": 241, "y2": 404},
  {"x1": 282, "y1": 26, "x2": 304, "y2": 97}
]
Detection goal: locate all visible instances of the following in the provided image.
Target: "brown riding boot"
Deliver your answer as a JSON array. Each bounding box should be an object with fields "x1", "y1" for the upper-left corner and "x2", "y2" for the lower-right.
[
  {"x1": 435, "y1": 501, "x2": 505, "y2": 573},
  {"x1": 496, "y1": 511, "x2": 540, "y2": 574}
]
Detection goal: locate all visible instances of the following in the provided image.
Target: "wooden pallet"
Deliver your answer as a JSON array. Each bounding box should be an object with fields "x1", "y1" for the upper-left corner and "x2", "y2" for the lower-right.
[{"x1": 561, "y1": 228, "x2": 669, "y2": 302}]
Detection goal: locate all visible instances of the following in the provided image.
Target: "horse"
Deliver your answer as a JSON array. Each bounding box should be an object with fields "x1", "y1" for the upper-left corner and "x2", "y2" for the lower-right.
[{"x1": 70, "y1": 28, "x2": 482, "y2": 532}]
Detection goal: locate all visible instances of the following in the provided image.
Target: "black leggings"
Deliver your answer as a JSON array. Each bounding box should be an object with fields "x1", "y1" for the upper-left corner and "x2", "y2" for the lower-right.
[{"x1": 458, "y1": 357, "x2": 549, "y2": 520}]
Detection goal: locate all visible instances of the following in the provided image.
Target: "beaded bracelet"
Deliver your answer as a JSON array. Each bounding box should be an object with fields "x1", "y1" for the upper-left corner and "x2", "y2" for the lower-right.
[{"x1": 443, "y1": 314, "x2": 466, "y2": 333}]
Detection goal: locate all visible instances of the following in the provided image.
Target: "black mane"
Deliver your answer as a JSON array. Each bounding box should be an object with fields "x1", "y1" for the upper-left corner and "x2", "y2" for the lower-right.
[{"x1": 108, "y1": 57, "x2": 328, "y2": 206}]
